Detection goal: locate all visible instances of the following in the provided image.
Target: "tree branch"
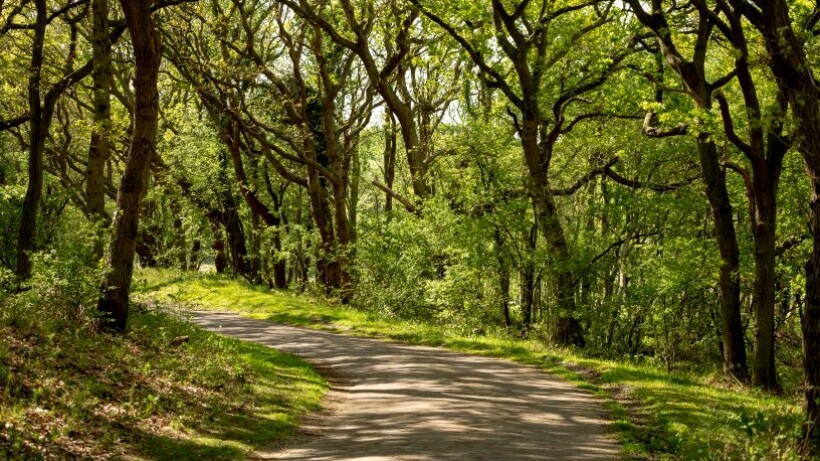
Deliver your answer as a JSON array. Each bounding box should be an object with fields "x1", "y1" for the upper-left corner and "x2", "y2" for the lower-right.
[
  {"x1": 605, "y1": 168, "x2": 699, "y2": 192},
  {"x1": 551, "y1": 156, "x2": 619, "y2": 196},
  {"x1": 372, "y1": 179, "x2": 416, "y2": 213}
]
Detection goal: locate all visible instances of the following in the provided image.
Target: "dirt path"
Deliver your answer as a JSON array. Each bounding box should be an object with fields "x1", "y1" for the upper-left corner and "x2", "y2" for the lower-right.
[{"x1": 189, "y1": 311, "x2": 620, "y2": 461}]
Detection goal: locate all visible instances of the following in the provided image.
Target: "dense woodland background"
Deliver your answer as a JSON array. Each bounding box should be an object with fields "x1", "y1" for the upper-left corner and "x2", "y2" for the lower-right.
[{"x1": 3, "y1": 0, "x2": 820, "y2": 458}]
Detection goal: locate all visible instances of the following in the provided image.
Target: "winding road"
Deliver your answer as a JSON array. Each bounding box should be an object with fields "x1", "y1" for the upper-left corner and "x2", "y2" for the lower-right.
[{"x1": 190, "y1": 311, "x2": 620, "y2": 461}]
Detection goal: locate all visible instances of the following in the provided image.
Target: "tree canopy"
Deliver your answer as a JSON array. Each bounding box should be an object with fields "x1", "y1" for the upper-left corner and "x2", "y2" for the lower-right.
[{"x1": 2, "y1": 0, "x2": 820, "y2": 457}]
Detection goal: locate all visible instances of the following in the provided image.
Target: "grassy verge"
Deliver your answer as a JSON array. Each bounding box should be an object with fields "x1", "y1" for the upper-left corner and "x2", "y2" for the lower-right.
[
  {"x1": 136, "y1": 268, "x2": 804, "y2": 461},
  {"x1": 0, "y1": 297, "x2": 326, "y2": 460}
]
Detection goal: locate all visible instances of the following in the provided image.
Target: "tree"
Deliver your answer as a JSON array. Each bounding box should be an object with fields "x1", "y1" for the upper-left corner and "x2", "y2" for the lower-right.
[
  {"x1": 414, "y1": 0, "x2": 640, "y2": 346},
  {"x1": 16, "y1": 0, "x2": 91, "y2": 279},
  {"x1": 86, "y1": 0, "x2": 113, "y2": 260},
  {"x1": 625, "y1": 0, "x2": 792, "y2": 388},
  {"x1": 98, "y1": 0, "x2": 163, "y2": 332},
  {"x1": 280, "y1": 0, "x2": 459, "y2": 201},
  {"x1": 733, "y1": 0, "x2": 820, "y2": 454}
]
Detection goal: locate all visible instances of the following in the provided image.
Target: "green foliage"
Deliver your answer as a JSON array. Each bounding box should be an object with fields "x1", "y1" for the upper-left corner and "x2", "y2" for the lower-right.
[
  {"x1": 0, "y1": 251, "x2": 103, "y2": 334},
  {"x1": 1, "y1": 0, "x2": 818, "y2": 459}
]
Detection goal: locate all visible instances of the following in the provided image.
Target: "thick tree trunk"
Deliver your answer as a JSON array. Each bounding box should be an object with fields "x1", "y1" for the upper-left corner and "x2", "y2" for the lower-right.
[
  {"x1": 801, "y1": 156, "x2": 820, "y2": 457},
  {"x1": 698, "y1": 137, "x2": 750, "y2": 382},
  {"x1": 531, "y1": 179, "x2": 583, "y2": 347},
  {"x1": 86, "y1": 0, "x2": 112, "y2": 260},
  {"x1": 756, "y1": 2, "x2": 820, "y2": 453},
  {"x1": 520, "y1": 114, "x2": 583, "y2": 347},
  {"x1": 98, "y1": 0, "x2": 162, "y2": 332}
]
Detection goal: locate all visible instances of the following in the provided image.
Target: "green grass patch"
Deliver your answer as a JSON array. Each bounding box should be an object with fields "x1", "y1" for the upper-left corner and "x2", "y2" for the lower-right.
[
  {"x1": 136, "y1": 268, "x2": 804, "y2": 461},
  {"x1": 0, "y1": 300, "x2": 326, "y2": 460}
]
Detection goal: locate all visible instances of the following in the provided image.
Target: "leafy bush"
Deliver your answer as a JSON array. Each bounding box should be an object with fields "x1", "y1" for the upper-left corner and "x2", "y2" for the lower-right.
[{"x1": 0, "y1": 251, "x2": 103, "y2": 335}]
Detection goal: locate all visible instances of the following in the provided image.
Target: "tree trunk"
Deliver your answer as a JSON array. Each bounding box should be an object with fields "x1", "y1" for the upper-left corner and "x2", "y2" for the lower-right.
[
  {"x1": 383, "y1": 115, "x2": 397, "y2": 211},
  {"x1": 248, "y1": 213, "x2": 262, "y2": 284},
  {"x1": 517, "y1": 112, "x2": 584, "y2": 346},
  {"x1": 306, "y1": 166, "x2": 338, "y2": 290},
  {"x1": 135, "y1": 228, "x2": 158, "y2": 267},
  {"x1": 207, "y1": 217, "x2": 227, "y2": 274},
  {"x1": 270, "y1": 208, "x2": 287, "y2": 289},
  {"x1": 86, "y1": 0, "x2": 112, "y2": 260},
  {"x1": 333, "y1": 179, "x2": 352, "y2": 302},
  {"x1": 495, "y1": 228, "x2": 512, "y2": 329},
  {"x1": 222, "y1": 199, "x2": 251, "y2": 278},
  {"x1": 264, "y1": 174, "x2": 288, "y2": 288},
  {"x1": 698, "y1": 136, "x2": 750, "y2": 381},
  {"x1": 520, "y1": 264, "x2": 535, "y2": 333},
  {"x1": 15, "y1": 0, "x2": 48, "y2": 280},
  {"x1": 755, "y1": 2, "x2": 820, "y2": 452},
  {"x1": 531, "y1": 178, "x2": 583, "y2": 347},
  {"x1": 98, "y1": 0, "x2": 162, "y2": 332},
  {"x1": 804, "y1": 198, "x2": 820, "y2": 456},
  {"x1": 750, "y1": 159, "x2": 779, "y2": 389},
  {"x1": 519, "y1": 223, "x2": 538, "y2": 333}
]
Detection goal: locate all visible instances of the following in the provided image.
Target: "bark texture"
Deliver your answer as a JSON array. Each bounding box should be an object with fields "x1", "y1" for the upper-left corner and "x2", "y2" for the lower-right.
[
  {"x1": 98, "y1": 0, "x2": 162, "y2": 332},
  {"x1": 749, "y1": 0, "x2": 820, "y2": 452},
  {"x1": 16, "y1": 0, "x2": 49, "y2": 280},
  {"x1": 86, "y1": 0, "x2": 113, "y2": 260}
]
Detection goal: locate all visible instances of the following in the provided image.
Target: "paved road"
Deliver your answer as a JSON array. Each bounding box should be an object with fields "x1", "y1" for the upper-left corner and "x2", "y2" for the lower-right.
[{"x1": 189, "y1": 311, "x2": 620, "y2": 461}]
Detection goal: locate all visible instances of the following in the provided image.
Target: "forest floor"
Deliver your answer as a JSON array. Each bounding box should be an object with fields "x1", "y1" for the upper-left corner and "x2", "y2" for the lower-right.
[
  {"x1": 0, "y1": 293, "x2": 326, "y2": 460},
  {"x1": 137, "y1": 269, "x2": 805, "y2": 461},
  {"x1": 188, "y1": 310, "x2": 618, "y2": 460}
]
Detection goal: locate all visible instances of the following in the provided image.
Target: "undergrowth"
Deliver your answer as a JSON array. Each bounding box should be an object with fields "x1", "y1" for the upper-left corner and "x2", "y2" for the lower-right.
[{"x1": 0, "y1": 259, "x2": 326, "y2": 460}]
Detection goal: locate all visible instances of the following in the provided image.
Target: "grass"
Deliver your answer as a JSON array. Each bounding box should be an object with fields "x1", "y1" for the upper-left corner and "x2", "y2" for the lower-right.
[
  {"x1": 0, "y1": 289, "x2": 326, "y2": 460},
  {"x1": 136, "y1": 267, "x2": 805, "y2": 461}
]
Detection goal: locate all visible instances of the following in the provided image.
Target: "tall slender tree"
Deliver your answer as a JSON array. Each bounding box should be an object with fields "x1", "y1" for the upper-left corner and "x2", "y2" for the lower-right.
[
  {"x1": 98, "y1": 0, "x2": 163, "y2": 331},
  {"x1": 86, "y1": 0, "x2": 113, "y2": 260}
]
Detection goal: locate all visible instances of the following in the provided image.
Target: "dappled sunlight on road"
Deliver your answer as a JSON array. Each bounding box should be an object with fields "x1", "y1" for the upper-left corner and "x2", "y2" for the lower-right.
[{"x1": 190, "y1": 312, "x2": 619, "y2": 461}]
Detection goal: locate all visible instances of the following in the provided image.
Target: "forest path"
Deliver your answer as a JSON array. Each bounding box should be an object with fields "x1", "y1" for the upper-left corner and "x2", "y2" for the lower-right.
[{"x1": 189, "y1": 311, "x2": 620, "y2": 461}]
